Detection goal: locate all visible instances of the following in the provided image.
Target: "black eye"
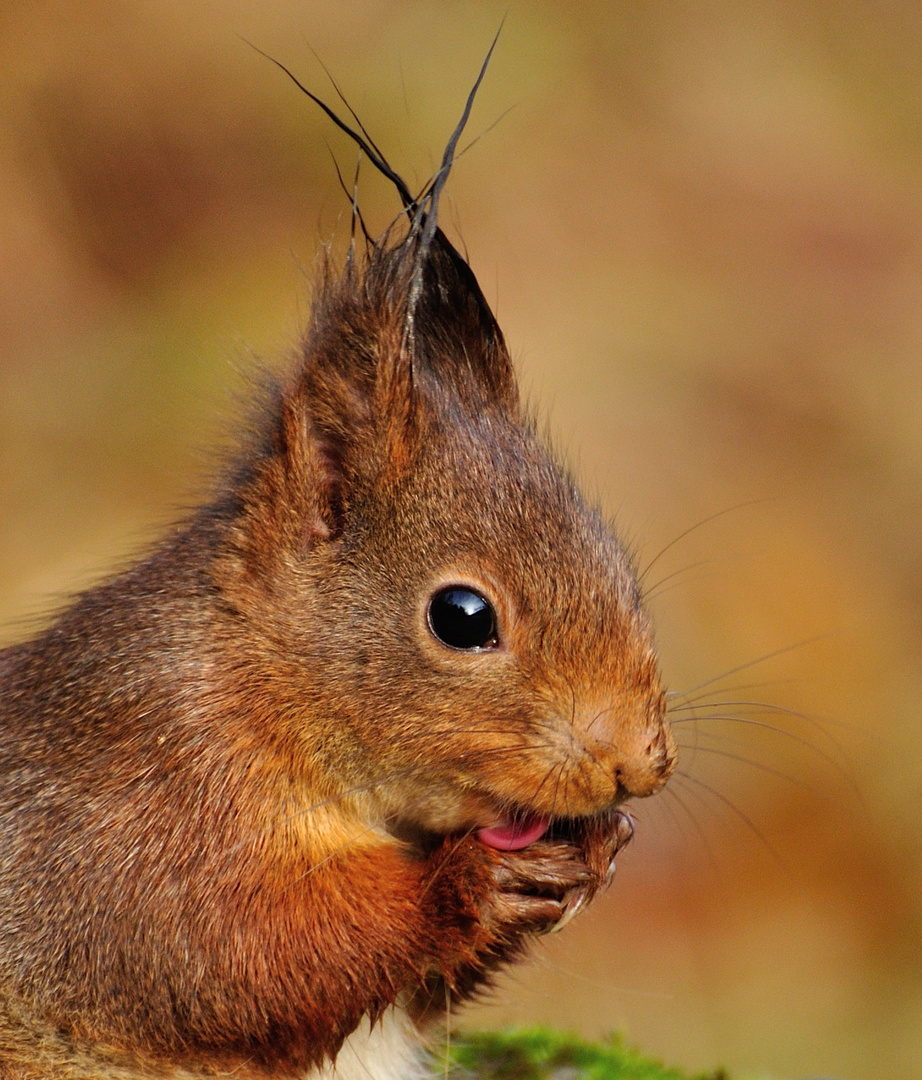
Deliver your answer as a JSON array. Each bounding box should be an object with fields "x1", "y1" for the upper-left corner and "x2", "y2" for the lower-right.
[{"x1": 427, "y1": 587, "x2": 498, "y2": 651}]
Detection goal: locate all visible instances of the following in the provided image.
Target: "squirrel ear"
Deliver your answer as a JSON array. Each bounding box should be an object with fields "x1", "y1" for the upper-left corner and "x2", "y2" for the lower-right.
[
  {"x1": 405, "y1": 227, "x2": 517, "y2": 411},
  {"x1": 218, "y1": 230, "x2": 520, "y2": 590},
  {"x1": 224, "y1": 297, "x2": 383, "y2": 571}
]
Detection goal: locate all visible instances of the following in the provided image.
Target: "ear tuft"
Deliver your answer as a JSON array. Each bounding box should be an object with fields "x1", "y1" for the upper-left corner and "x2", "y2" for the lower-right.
[
  {"x1": 406, "y1": 227, "x2": 516, "y2": 409},
  {"x1": 223, "y1": 34, "x2": 517, "y2": 575}
]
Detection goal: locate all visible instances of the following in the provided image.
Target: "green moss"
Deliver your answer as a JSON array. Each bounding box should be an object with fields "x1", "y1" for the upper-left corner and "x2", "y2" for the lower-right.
[{"x1": 441, "y1": 1029, "x2": 730, "y2": 1080}]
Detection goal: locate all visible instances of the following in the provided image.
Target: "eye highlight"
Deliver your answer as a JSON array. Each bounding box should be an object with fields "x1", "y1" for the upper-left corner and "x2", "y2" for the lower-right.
[{"x1": 427, "y1": 587, "x2": 498, "y2": 651}]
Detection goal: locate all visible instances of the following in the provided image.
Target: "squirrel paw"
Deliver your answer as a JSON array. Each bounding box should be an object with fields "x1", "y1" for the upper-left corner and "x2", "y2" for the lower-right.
[
  {"x1": 489, "y1": 840, "x2": 593, "y2": 935},
  {"x1": 487, "y1": 810, "x2": 634, "y2": 936}
]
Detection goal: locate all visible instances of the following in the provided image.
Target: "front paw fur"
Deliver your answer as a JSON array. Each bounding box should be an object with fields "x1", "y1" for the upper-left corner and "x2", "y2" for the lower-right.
[
  {"x1": 484, "y1": 840, "x2": 594, "y2": 937},
  {"x1": 486, "y1": 810, "x2": 634, "y2": 936}
]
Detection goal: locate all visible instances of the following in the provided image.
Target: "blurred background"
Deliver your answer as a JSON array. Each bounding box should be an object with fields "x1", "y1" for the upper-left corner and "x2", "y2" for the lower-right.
[{"x1": 1, "y1": 2, "x2": 920, "y2": 1077}]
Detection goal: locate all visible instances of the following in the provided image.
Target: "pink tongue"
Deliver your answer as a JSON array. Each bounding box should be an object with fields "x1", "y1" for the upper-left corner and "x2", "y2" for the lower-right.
[{"x1": 477, "y1": 816, "x2": 551, "y2": 851}]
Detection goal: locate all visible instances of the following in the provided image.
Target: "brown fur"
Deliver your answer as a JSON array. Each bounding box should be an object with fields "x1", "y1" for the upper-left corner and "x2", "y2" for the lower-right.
[{"x1": 0, "y1": 78, "x2": 675, "y2": 1080}]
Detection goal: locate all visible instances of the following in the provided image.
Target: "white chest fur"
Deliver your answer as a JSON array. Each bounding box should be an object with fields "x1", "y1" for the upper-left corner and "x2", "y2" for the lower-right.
[{"x1": 311, "y1": 1008, "x2": 428, "y2": 1080}]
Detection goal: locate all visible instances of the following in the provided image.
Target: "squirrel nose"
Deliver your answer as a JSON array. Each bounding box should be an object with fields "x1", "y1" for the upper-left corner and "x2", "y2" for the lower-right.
[
  {"x1": 577, "y1": 696, "x2": 676, "y2": 800},
  {"x1": 613, "y1": 722, "x2": 676, "y2": 798}
]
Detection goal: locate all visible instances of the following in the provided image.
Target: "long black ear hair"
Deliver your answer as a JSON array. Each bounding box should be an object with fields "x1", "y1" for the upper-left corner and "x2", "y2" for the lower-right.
[{"x1": 250, "y1": 28, "x2": 514, "y2": 406}]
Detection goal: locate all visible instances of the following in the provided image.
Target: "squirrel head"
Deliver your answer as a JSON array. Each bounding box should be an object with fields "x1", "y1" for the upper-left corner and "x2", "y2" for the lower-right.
[{"x1": 208, "y1": 48, "x2": 675, "y2": 841}]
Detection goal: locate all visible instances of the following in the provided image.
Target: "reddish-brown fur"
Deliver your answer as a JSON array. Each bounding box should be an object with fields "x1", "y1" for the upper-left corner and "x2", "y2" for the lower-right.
[{"x1": 0, "y1": 78, "x2": 675, "y2": 1079}]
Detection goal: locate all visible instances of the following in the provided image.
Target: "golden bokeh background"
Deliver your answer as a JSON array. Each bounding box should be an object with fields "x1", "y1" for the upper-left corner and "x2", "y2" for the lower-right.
[{"x1": 1, "y1": 3, "x2": 920, "y2": 1078}]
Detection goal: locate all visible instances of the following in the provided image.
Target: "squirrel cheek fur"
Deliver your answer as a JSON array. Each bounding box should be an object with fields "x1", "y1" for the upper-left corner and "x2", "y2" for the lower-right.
[{"x1": 0, "y1": 56, "x2": 676, "y2": 1080}]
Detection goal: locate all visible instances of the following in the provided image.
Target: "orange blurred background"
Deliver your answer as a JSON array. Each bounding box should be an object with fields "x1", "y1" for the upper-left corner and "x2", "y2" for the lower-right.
[{"x1": 1, "y1": 3, "x2": 920, "y2": 1078}]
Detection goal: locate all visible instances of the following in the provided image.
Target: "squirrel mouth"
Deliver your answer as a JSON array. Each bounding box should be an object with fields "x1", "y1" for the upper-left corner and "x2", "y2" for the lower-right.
[
  {"x1": 476, "y1": 814, "x2": 550, "y2": 851},
  {"x1": 475, "y1": 808, "x2": 635, "y2": 857},
  {"x1": 384, "y1": 798, "x2": 634, "y2": 860}
]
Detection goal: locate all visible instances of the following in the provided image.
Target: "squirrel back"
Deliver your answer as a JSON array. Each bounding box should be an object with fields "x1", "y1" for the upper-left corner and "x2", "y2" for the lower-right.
[{"x1": 0, "y1": 57, "x2": 675, "y2": 1080}]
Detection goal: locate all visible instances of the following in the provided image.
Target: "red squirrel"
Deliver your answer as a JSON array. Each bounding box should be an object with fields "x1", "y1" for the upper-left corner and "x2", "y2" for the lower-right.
[{"x1": 0, "y1": 44, "x2": 675, "y2": 1080}]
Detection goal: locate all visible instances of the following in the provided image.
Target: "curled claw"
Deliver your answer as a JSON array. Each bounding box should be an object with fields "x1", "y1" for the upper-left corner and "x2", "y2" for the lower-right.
[
  {"x1": 613, "y1": 810, "x2": 635, "y2": 848},
  {"x1": 490, "y1": 890, "x2": 569, "y2": 936},
  {"x1": 545, "y1": 886, "x2": 589, "y2": 934},
  {"x1": 605, "y1": 810, "x2": 635, "y2": 880}
]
